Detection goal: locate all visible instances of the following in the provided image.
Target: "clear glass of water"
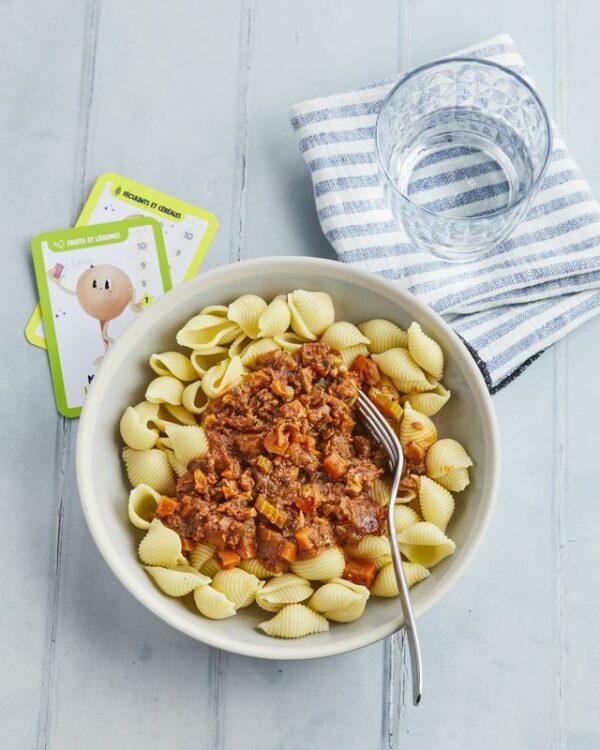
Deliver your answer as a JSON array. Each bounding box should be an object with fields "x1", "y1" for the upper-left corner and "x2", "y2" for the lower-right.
[{"x1": 375, "y1": 58, "x2": 553, "y2": 261}]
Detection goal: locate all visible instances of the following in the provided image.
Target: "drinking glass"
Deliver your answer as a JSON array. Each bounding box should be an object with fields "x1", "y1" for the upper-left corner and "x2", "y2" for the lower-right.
[{"x1": 375, "y1": 58, "x2": 552, "y2": 261}]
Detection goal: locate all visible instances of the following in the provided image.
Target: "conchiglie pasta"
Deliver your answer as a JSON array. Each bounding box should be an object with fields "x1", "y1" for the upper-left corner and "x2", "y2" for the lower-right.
[
  {"x1": 201, "y1": 557, "x2": 221, "y2": 578},
  {"x1": 425, "y1": 439, "x2": 474, "y2": 478},
  {"x1": 435, "y1": 467, "x2": 471, "y2": 492},
  {"x1": 138, "y1": 519, "x2": 184, "y2": 567},
  {"x1": 200, "y1": 304, "x2": 228, "y2": 317},
  {"x1": 128, "y1": 484, "x2": 162, "y2": 529},
  {"x1": 211, "y1": 568, "x2": 262, "y2": 609},
  {"x1": 133, "y1": 400, "x2": 161, "y2": 421},
  {"x1": 190, "y1": 347, "x2": 228, "y2": 377},
  {"x1": 239, "y1": 558, "x2": 282, "y2": 579},
  {"x1": 417, "y1": 475, "x2": 455, "y2": 532},
  {"x1": 149, "y1": 351, "x2": 197, "y2": 382},
  {"x1": 144, "y1": 565, "x2": 210, "y2": 596},
  {"x1": 397, "y1": 522, "x2": 456, "y2": 568},
  {"x1": 256, "y1": 574, "x2": 313, "y2": 612},
  {"x1": 193, "y1": 585, "x2": 237, "y2": 619},
  {"x1": 288, "y1": 290, "x2": 335, "y2": 340},
  {"x1": 308, "y1": 578, "x2": 369, "y2": 623},
  {"x1": 371, "y1": 478, "x2": 416, "y2": 506},
  {"x1": 399, "y1": 402, "x2": 437, "y2": 450},
  {"x1": 402, "y1": 383, "x2": 451, "y2": 416},
  {"x1": 201, "y1": 357, "x2": 245, "y2": 399},
  {"x1": 257, "y1": 295, "x2": 291, "y2": 337},
  {"x1": 321, "y1": 321, "x2": 369, "y2": 349},
  {"x1": 122, "y1": 448, "x2": 176, "y2": 495},
  {"x1": 163, "y1": 447, "x2": 188, "y2": 478},
  {"x1": 120, "y1": 406, "x2": 159, "y2": 450},
  {"x1": 291, "y1": 546, "x2": 345, "y2": 581},
  {"x1": 371, "y1": 349, "x2": 434, "y2": 393},
  {"x1": 371, "y1": 561, "x2": 430, "y2": 597},
  {"x1": 339, "y1": 344, "x2": 370, "y2": 368},
  {"x1": 145, "y1": 376, "x2": 184, "y2": 406},
  {"x1": 190, "y1": 543, "x2": 217, "y2": 571},
  {"x1": 345, "y1": 534, "x2": 390, "y2": 560},
  {"x1": 164, "y1": 424, "x2": 209, "y2": 468},
  {"x1": 238, "y1": 338, "x2": 280, "y2": 368},
  {"x1": 176, "y1": 313, "x2": 240, "y2": 351},
  {"x1": 162, "y1": 403, "x2": 197, "y2": 426},
  {"x1": 359, "y1": 318, "x2": 408, "y2": 352},
  {"x1": 407, "y1": 322, "x2": 444, "y2": 380},
  {"x1": 393, "y1": 504, "x2": 421, "y2": 534},
  {"x1": 182, "y1": 381, "x2": 209, "y2": 415},
  {"x1": 228, "y1": 333, "x2": 253, "y2": 359},
  {"x1": 257, "y1": 603, "x2": 329, "y2": 638},
  {"x1": 273, "y1": 331, "x2": 310, "y2": 352},
  {"x1": 227, "y1": 294, "x2": 268, "y2": 338}
]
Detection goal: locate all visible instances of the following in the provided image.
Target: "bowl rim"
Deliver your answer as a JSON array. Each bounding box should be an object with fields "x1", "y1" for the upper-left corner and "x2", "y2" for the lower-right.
[{"x1": 77, "y1": 256, "x2": 500, "y2": 660}]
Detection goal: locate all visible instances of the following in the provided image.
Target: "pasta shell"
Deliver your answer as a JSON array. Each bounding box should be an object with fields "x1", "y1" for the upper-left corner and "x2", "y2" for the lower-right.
[
  {"x1": 425, "y1": 439, "x2": 474, "y2": 478},
  {"x1": 227, "y1": 294, "x2": 268, "y2": 338},
  {"x1": 326, "y1": 598, "x2": 367, "y2": 623},
  {"x1": 291, "y1": 546, "x2": 345, "y2": 581},
  {"x1": 345, "y1": 534, "x2": 390, "y2": 560},
  {"x1": 200, "y1": 304, "x2": 229, "y2": 317},
  {"x1": 256, "y1": 574, "x2": 313, "y2": 612},
  {"x1": 163, "y1": 448, "x2": 189, "y2": 478},
  {"x1": 308, "y1": 580, "x2": 367, "y2": 613},
  {"x1": 321, "y1": 321, "x2": 370, "y2": 349},
  {"x1": 371, "y1": 349, "x2": 434, "y2": 393},
  {"x1": 287, "y1": 290, "x2": 335, "y2": 340},
  {"x1": 397, "y1": 488, "x2": 417, "y2": 504},
  {"x1": 371, "y1": 478, "x2": 415, "y2": 506},
  {"x1": 122, "y1": 448, "x2": 176, "y2": 495},
  {"x1": 163, "y1": 404, "x2": 197, "y2": 426},
  {"x1": 145, "y1": 376, "x2": 184, "y2": 406},
  {"x1": 359, "y1": 319, "x2": 408, "y2": 352},
  {"x1": 190, "y1": 348, "x2": 228, "y2": 377},
  {"x1": 211, "y1": 568, "x2": 262, "y2": 609},
  {"x1": 399, "y1": 402, "x2": 437, "y2": 450},
  {"x1": 190, "y1": 543, "x2": 217, "y2": 571},
  {"x1": 138, "y1": 519, "x2": 184, "y2": 567},
  {"x1": 193, "y1": 585, "x2": 237, "y2": 619},
  {"x1": 165, "y1": 424, "x2": 209, "y2": 468},
  {"x1": 176, "y1": 313, "x2": 240, "y2": 351},
  {"x1": 273, "y1": 331, "x2": 310, "y2": 352},
  {"x1": 371, "y1": 561, "x2": 430, "y2": 597},
  {"x1": 201, "y1": 557, "x2": 221, "y2": 578},
  {"x1": 228, "y1": 333, "x2": 253, "y2": 359},
  {"x1": 128, "y1": 484, "x2": 162, "y2": 529},
  {"x1": 133, "y1": 401, "x2": 161, "y2": 421},
  {"x1": 435, "y1": 468, "x2": 471, "y2": 493},
  {"x1": 149, "y1": 352, "x2": 197, "y2": 382},
  {"x1": 258, "y1": 295, "x2": 291, "y2": 337},
  {"x1": 407, "y1": 322, "x2": 444, "y2": 380},
  {"x1": 144, "y1": 565, "x2": 210, "y2": 596},
  {"x1": 393, "y1": 504, "x2": 421, "y2": 534},
  {"x1": 397, "y1": 522, "x2": 456, "y2": 568},
  {"x1": 257, "y1": 603, "x2": 329, "y2": 639},
  {"x1": 182, "y1": 381, "x2": 209, "y2": 415},
  {"x1": 120, "y1": 406, "x2": 159, "y2": 450},
  {"x1": 239, "y1": 558, "x2": 283, "y2": 579},
  {"x1": 402, "y1": 383, "x2": 451, "y2": 416},
  {"x1": 339, "y1": 344, "x2": 369, "y2": 368},
  {"x1": 201, "y1": 357, "x2": 245, "y2": 399},
  {"x1": 239, "y1": 338, "x2": 280, "y2": 368},
  {"x1": 417, "y1": 476, "x2": 455, "y2": 532}
]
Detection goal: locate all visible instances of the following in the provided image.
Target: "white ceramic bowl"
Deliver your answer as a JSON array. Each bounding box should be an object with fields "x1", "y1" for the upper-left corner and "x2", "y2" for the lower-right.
[{"x1": 77, "y1": 257, "x2": 500, "y2": 659}]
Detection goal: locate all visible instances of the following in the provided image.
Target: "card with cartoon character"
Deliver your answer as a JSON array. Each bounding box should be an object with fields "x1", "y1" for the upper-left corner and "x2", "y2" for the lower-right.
[
  {"x1": 26, "y1": 172, "x2": 218, "y2": 349},
  {"x1": 32, "y1": 217, "x2": 172, "y2": 417}
]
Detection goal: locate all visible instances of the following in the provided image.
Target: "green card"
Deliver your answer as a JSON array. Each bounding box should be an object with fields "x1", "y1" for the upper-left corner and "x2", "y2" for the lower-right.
[
  {"x1": 32, "y1": 217, "x2": 172, "y2": 418},
  {"x1": 26, "y1": 172, "x2": 218, "y2": 349}
]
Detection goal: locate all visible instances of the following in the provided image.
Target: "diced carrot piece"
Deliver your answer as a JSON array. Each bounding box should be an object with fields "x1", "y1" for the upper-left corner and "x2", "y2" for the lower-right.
[
  {"x1": 352, "y1": 354, "x2": 380, "y2": 385},
  {"x1": 294, "y1": 526, "x2": 314, "y2": 553},
  {"x1": 181, "y1": 537, "x2": 196, "y2": 552},
  {"x1": 295, "y1": 496, "x2": 315, "y2": 514},
  {"x1": 343, "y1": 558, "x2": 376, "y2": 588},
  {"x1": 155, "y1": 496, "x2": 178, "y2": 517},
  {"x1": 322, "y1": 453, "x2": 346, "y2": 479},
  {"x1": 369, "y1": 388, "x2": 403, "y2": 421},
  {"x1": 216, "y1": 549, "x2": 241, "y2": 570},
  {"x1": 279, "y1": 541, "x2": 298, "y2": 564}
]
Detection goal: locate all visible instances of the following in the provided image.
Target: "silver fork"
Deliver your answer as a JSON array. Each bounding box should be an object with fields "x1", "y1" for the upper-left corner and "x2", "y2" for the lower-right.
[{"x1": 356, "y1": 390, "x2": 423, "y2": 706}]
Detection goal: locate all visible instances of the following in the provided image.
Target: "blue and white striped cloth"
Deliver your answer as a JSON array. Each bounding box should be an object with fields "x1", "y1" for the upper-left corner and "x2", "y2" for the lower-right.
[{"x1": 290, "y1": 34, "x2": 600, "y2": 391}]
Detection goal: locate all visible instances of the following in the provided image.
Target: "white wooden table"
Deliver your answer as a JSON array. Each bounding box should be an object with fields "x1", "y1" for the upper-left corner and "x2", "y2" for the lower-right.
[{"x1": 3, "y1": 2, "x2": 599, "y2": 748}]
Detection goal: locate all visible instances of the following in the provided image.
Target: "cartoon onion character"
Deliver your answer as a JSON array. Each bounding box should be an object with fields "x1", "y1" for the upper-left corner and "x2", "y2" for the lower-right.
[{"x1": 48, "y1": 264, "x2": 141, "y2": 359}]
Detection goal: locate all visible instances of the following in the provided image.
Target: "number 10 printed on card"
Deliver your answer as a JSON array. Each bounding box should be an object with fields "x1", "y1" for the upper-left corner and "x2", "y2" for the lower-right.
[
  {"x1": 32, "y1": 217, "x2": 172, "y2": 417},
  {"x1": 26, "y1": 173, "x2": 218, "y2": 348}
]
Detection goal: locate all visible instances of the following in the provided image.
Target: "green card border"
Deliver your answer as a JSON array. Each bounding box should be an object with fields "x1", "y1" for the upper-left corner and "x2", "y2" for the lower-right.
[{"x1": 32, "y1": 216, "x2": 172, "y2": 418}]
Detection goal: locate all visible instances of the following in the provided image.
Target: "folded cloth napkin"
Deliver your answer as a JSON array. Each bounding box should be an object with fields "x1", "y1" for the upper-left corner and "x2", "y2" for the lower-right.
[{"x1": 290, "y1": 33, "x2": 600, "y2": 392}]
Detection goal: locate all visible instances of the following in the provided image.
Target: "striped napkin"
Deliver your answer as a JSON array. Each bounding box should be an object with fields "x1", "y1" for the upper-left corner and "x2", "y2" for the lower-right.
[{"x1": 290, "y1": 34, "x2": 600, "y2": 391}]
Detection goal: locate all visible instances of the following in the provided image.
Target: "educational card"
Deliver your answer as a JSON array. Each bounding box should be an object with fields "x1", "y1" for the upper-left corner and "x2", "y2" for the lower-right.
[
  {"x1": 25, "y1": 172, "x2": 218, "y2": 348},
  {"x1": 32, "y1": 217, "x2": 171, "y2": 418}
]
